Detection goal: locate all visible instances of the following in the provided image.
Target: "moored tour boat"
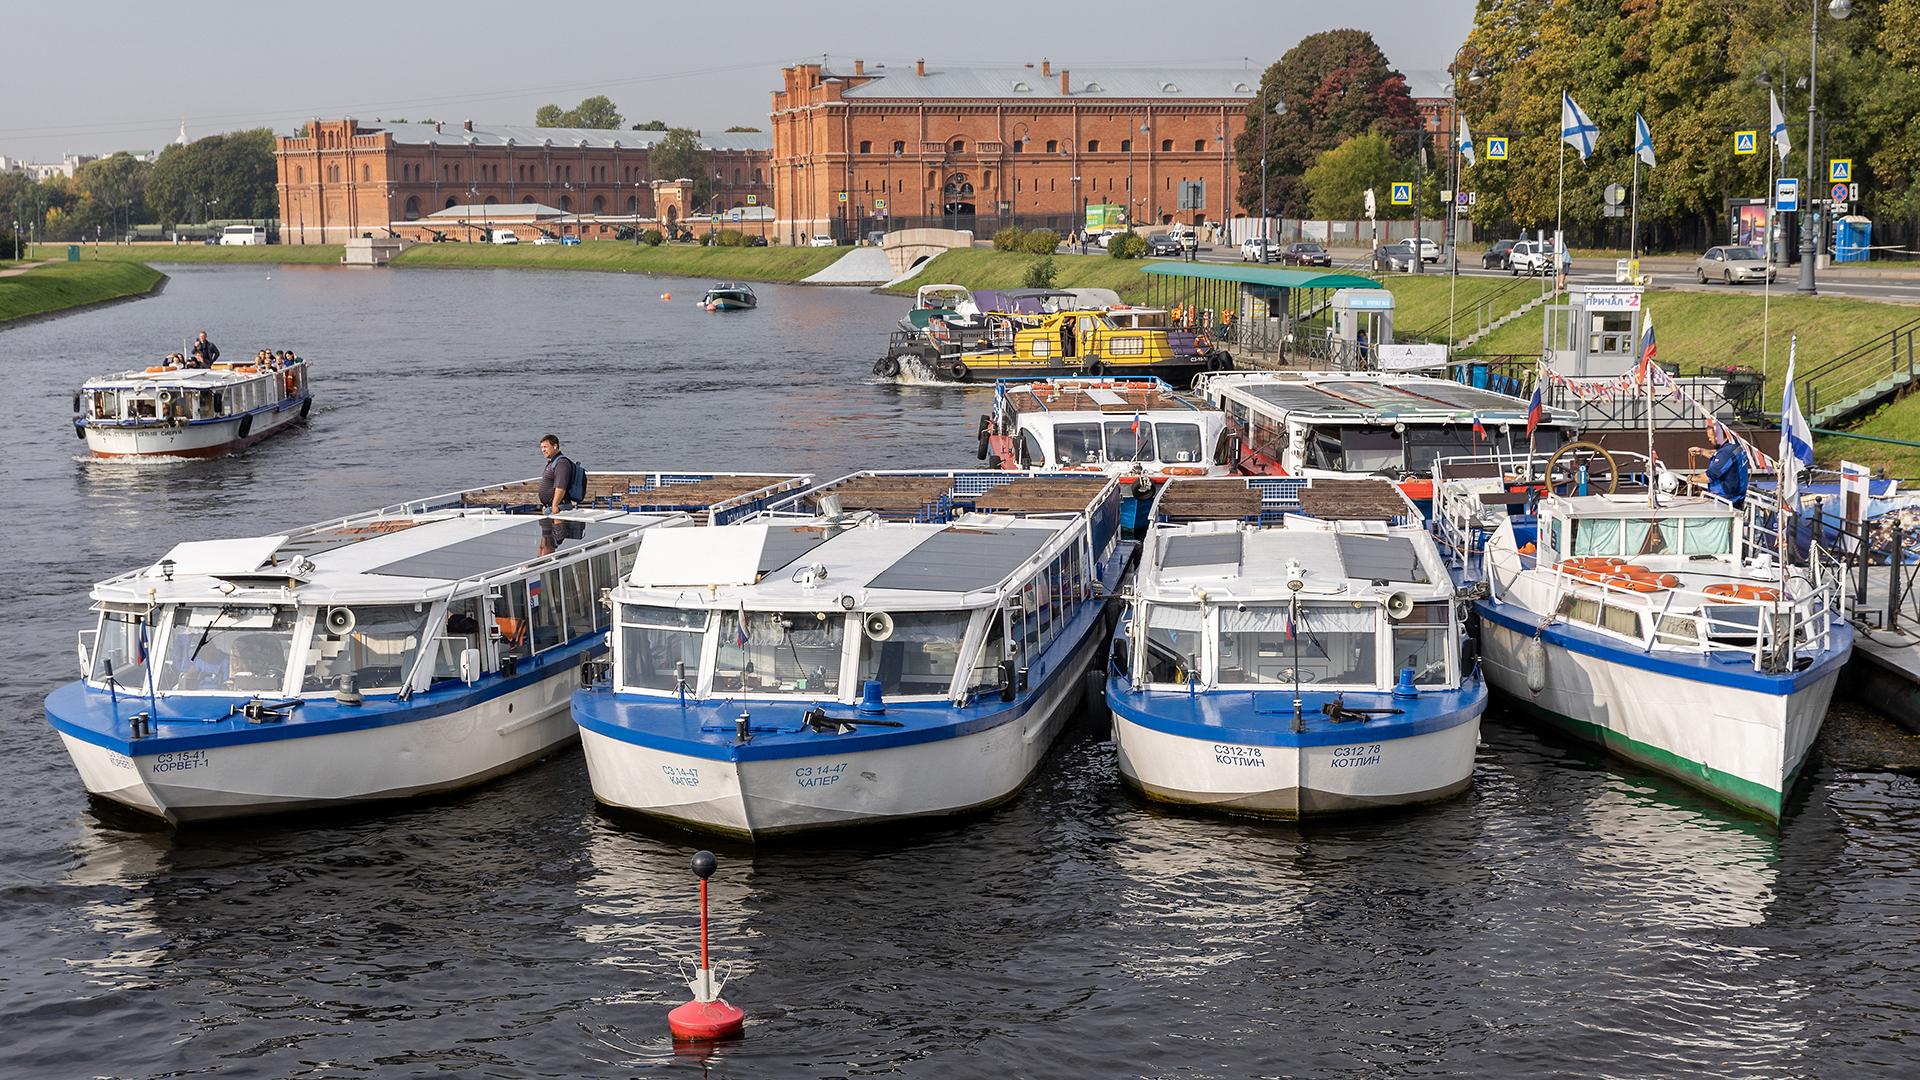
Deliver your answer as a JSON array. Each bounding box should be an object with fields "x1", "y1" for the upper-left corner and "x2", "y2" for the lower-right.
[
  {"x1": 45, "y1": 471, "x2": 807, "y2": 824},
  {"x1": 1108, "y1": 475, "x2": 1484, "y2": 818},
  {"x1": 877, "y1": 305, "x2": 1231, "y2": 387},
  {"x1": 701, "y1": 283, "x2": 757, "y2": 311},
  {"x1": 572, "y1": 469, "x2": 1128, "y2": 839},
  {"x1": 1448, "y1": 453, "x2": 1852, "y2": 821},
  {"x1": 73, "y1": 355, "x2": 314, "y2": 458}
]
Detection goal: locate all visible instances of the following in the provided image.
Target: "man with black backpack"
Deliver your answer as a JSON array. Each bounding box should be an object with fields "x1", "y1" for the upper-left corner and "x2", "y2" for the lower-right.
[{"x1": 537, "y1": 434, "x2": 586, "y2": 515}]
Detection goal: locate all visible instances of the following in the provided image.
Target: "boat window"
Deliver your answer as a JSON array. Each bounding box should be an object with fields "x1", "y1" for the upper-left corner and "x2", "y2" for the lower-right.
[
  {"x1": 616, "y1": 542, "x2": 640, "y2": 580},
  {"x1": 1622, "y1": 518, "x2": 1675, "y2": 556},
  {"x1": 1547, "y1": 516, "x2": 1564, "y2": 555},
  {"x1": 1018, "y1": 430, "x2": 1045, "y2": 468},
  {"x1": 1036, "y1": 567, "x2": 1053, "y2": 641},
  {"x1": 1104, "y1": 420, "x2": 1155, "y2": 464},
  {"x1": 156, "y1": 605, "x2": 298, "y2": 694},
  {"x1": 1053, "y1": 423, "x2": 1104, "y2": 466},
  {"x1": 1108, "y1": 336, "x2": 1146, "y2": 356},
  {"x1": 529, "y1": 569, "x2": 566, "y2": 651},
  {"x1": 561, "y1": 559, "x2": 596, "y2": 640},
  {"x1": 857, "y1": 611, "x2": 971, "y2": 696},
  {"x1": 91, "y1": 611, "x2": 151, "y2": 687},
  {"x1": 713, "y1": 611, "x2": 843, "y2": 695},
  {"x1": 433, "y1": 597, "x2": 484, "y2": 682},
  {"x1": 1680, "y1": 517, "x2": 1733, "y2": 555},
  {"x1": 1157, "y1": 423, "x2": 1202, "y2": 463},
  {"x1": 1143, "y1": 604, "x2": 1203, "y2": 684},
  {"x1": 1560, "y1": 596, "x2": 1641, "y2": 639},
  {"x1": 1337, "y1": 427, "x2": 1403, "y2": 473},
  {"x1": 1569, "y1": 518, "x2": 1621, "y2": 557},
  {"x1": 1389, "y1": 601, "x2": 1451, "y2": 685},
  {"x1": 302, "y1": 604, "x2": 432, "y2": 693},
  {"x1": 1218, "y1": 604, "x2": 1378, "y2": 686},
  {"x1": 590, "y1": 552, "x2": 619, "y2": 626},
  {"x1": 1021, "y1": 579, "x2": 1039, "y2": 651},
  {"x1": 619, "y1": 605, "x2": 707, "y2": 692},
  {"x1": 1403, "y1": 426, "x2": 1491, "y2": 472},
  {"x1": 496, "y1": 580, "x2": 533, "y2": 659},
  {"x1": 965, "y1": 610, "x2": 1009, "y2": 695}
]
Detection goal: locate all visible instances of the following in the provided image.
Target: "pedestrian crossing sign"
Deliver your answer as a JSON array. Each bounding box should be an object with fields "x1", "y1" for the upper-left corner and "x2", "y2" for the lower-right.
[
  {"x1": 1487, "y1": 137, "x2": 1508, "y2": 160},
  {"x1": 875, "y1": 198, "x2": 886, "y2": 210},
  {"x1": 1734, "y1": 131, "x2": 1757, "y2": 155},
  {"x1": 1390, "y1": 182, "x2": 1413, "y2": 206},
  {"x1": 837, "y1": 191, "x2": 848, "y2": 203},
  {"x1": 1830, "y1": 158, "x2": 1852, "y2": 182},
  {"x1": 746, "y1": 194, "x2": 758, "y2": 205}
]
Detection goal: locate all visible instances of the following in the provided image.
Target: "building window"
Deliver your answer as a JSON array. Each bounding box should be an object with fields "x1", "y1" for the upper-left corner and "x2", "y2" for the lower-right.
[
  {"x1": 362, "y1": 164, "x2": 370, "y2": 182},
  {"x1": 753, "y1": 169, "x2": 762, "y2": 183},
  {"x1": 627, "y1": 195, "x2": 638, "y2": 214},
  {"x1": 1195, "y1": 139, "x2": 1206, "y2": 152},
  {"x1": 403, "y1": 196, "x2": 419, "y2": 220},
  {"x1": 951, "y1": 139, "x2": 965, "y2": 153},
  {"x1": 559, "y1": 195, "x2": 571, "y2": 211},
  {"x1": 485, "y1": 195, "x2": 499, "y2": 205},
  {"x1": 1120, "y1": 140, "x2": 1131, "y2": 153},
  {"x1": 1087, "y1": 140, "x2": 1100, "y2": 152},
  {"x1": 523, "y1": 195, "x2": 536, "y2": 203},
  {"x1": 295, "y1": 166, "x2": 303, "y2": 183},
  {"x1": 593, "y1": 195, "x2": 605, "y2": 213},
  {"x1": 1161, "y1": 139, "x2": 1173, "y2": 153},
  {"x1": 1046, "y1": 139, "x2": 1058, "y2": 153},
  {"x1": 892, "y1": 140, "x2": 905, "y2": 154},
  {"x1": 445, "y1": 197, "x2": 457, "y2": 209},
  {"x1": 1012, "y1": 139, "x2": 1024, "y2": 153},
  {"x1": 859, "y1": 140, "x2": 871, "y2": 154}
]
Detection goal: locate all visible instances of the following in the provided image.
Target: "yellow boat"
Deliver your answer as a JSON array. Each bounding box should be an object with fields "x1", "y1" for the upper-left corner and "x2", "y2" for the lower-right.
[{"x1": 881, "y1": 308, "x2": 1233, "y2": 388}]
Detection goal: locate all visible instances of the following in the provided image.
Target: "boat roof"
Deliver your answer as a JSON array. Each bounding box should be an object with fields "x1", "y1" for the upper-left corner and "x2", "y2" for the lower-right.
[
  {"x1": 82, "y1": 367, "x2": 280, "y2": 389},
  {"x1": 1136, "y1": 516, "x2": 1452, "y2": 604},
  {"x1": 708, "y1": 282, "x2": 753, "y2": 290},
  {"x1": 90, "y1": 472, "x2": 809, "y2": 606},
  {"x1": 1201, "y1": 371, "x2": 1576, "y2": 425},
  {"x1": 1153, "y1": 476, "x2": 1421, "y2": 527},
  {"x1": 1543, "y1": 493, "x2": 1737, "y2": 519},
  {"x1": 997, "y1": 377, "x2": 1205, "y2": 418}
]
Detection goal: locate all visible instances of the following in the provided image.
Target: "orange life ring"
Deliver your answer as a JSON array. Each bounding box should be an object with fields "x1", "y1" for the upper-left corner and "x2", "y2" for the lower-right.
[
  {"x1": 1704, "y1": 582, "x2": 1781, "y2": 603},
  {"x1": 145, "y1": 366, "x2": 168, "y2": 373},
  {"x1": 1558, "y1": 559, "x2": 1675, "y2": 593},
  {"x1": 284, "y1": 371, "x2": 299, "y2": 394},
  {"x1": 1517, "y1": 542, "x2": 1538, "y2": 556}
]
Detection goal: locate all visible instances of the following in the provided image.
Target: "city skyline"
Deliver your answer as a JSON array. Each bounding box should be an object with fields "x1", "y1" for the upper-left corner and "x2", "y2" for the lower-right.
[{"x1": 0, "y1": 0, "x2": 1475, "y2": 161}]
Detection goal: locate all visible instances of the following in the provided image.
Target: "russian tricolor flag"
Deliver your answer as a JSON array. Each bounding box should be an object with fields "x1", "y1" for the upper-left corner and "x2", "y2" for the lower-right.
[
  {"x1": 1472, "y1": 414, "x2": 1488, "y2": 441},
  {"x1": 1525, "y1": 386, "x2": 1545, "y2": 436}
]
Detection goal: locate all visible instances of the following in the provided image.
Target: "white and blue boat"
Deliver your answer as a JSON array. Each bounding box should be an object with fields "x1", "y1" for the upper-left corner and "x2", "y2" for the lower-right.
[
  {"x1": 1108, "y1": 475, "x2": 1484, "y2": 817},
  {"x1": 72, "y1": 356, "x2": 313, "y2": 458},
  {"x1": 45, "y1": 471, "x2": 807, "y2": 824},
  {"x1": 572, "y1": 470, "x2": 1127, "y2": 839},
  {"x1": 1431, "y1": 451, "x2": 1852, "y2": 821}
]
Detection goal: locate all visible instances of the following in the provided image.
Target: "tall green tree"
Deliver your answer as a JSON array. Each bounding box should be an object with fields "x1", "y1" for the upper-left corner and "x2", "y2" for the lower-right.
[
  {"x1": 649, "y1": 127, "x2": 711, "y2": 199},
  {"x1": 535, "y1": 95, "x2": 624, "y2": 129},
  {"x1": 631, "y1": 119, "x2": 668, "y2": 131},
  {"x1": 75, "y1": 152, "x2": 151, "y2": 236},
  {"x1": 146, "y1": 129, "x2": 277, "y2": 226},
  {"x1": 1235, "y1": 29, "x2": 1421, "y2": 218}
]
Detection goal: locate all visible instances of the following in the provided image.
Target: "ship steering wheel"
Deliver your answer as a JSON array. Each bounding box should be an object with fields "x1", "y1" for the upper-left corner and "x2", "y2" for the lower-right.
[{"x1": 1543, "y1": 440, "x2": 1619, "y2": 497}]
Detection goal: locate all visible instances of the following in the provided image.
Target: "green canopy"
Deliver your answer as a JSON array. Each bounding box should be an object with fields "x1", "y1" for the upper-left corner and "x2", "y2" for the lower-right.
[{"x1": 1140, "y1": 262, "x2": 1379, "y2": 290}]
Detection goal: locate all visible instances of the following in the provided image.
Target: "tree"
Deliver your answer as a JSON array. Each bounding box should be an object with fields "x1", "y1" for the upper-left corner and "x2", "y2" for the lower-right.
[
  {"x1": 535, "y1": 95, "x2": 623, "y2": 129},
  {"x1": 1303, "y1": 133, "x2": 1397, "y2": 219},
  {"x1": 1235, "y1": 30, "x2": 1421, "y2": 218},
  {"x1": 632, "y1": 119, "x2": 669, "y2": 131},
  {"x1": 650, "y1": 127, "x2": 709, "y2": 195},
  {"x1": 74, "y1": 152, "x2": 151, "y2": 237},
  {"x1": 724, "y1": 125, "x2": 763, "y2": 133},
  {"x1": 146, "y1": 129, "x2": 277, "y2": 227}
]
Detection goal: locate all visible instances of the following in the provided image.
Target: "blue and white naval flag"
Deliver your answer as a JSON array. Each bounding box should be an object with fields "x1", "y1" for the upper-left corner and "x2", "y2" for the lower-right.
[
  {"x1": 1458, "y1": 113, "x2": 1476, "y2": 166},
  {"x1": 1633, "y1": 113, "x2": 1656, "y2": 169},
  {"x1": 1561, "y1": 92, "x2": 1597, "y2": 160},
  {"x1": 1778, "y1": 337, "x2": 1815, "y2": 507},
  {"x1": 1770, "y1": 90, "x2": 1792, "y2": 163}
]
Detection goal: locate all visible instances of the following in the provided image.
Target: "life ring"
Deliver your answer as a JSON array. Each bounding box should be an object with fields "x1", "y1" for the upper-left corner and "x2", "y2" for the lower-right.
[
  {"x1": 946, "y1": 361, "x2": 972, "y2": 382},
  {"x1": 1704, "y1": 582, "x2": 1781, "y2": 603},
  {"x1": 1558, "y1": 559, "x2": 1676, "y2": 592},
  {"x1": 284, "y1": 371, "x2": 299, "y2": 395},
  {"x1": 874, "y1": 355, "x2": 902, "y2": 378}
]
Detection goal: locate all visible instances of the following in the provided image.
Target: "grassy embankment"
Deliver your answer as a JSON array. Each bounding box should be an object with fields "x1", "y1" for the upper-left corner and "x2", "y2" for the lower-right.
[
  {"x1": 1819, "y1": 396, "x2": 1920, "y2": 476},
  {"x1": 56, "y1": 242, "x2": 348, "y2": 264},
  {"x1": 389, "y1": 241, "x2": 850, "y2": 282},
  {"x1": 0, "y1": 260, "x2": 166, "y2": 324}
]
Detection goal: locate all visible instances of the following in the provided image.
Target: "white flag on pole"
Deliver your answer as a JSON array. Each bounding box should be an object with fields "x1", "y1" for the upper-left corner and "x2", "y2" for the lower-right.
[
  {"x1": 1458, "y1": 113, "x2": 1476, "y2": 167},
  {"x1": 1633, "y1": 113, "x2": 1656, "y2": 169},
  {"x1": 1561, "y1": 92, "x2": 1597, "y2": 160},
  {"x1": 1778, "y1": 336, "x2": 1814, "y2": 509},
  {"x1": 1770, "y1": 90, "x2": 1791, "y2": 163}
]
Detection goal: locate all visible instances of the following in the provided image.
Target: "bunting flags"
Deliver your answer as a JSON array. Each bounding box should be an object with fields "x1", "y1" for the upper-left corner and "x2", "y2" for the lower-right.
[
  {"x1": 1633, "y1": 113, "x2": 1656, "y2": 169},
  {"x1": 1770, "y1": 90, "x2": 1792, "y2": 163},
  {"x1": 1538, "y1": 365, "x2": 1777, "y2": 472},
  {"x1": 1561, "y1": 92, "x2": 1598, "y2": 160}
]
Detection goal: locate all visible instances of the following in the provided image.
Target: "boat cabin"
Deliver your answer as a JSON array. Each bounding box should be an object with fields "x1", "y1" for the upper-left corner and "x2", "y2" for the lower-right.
[
  {"x1": 1530, "y1": 493, "x2": 1743, "y2": 569},
  {"x1": 77, "y1": 360, "x2": 308, "y2": 426},
  {"x1": 982, "y1": 377, "x2": 1230, "y2": 478}
]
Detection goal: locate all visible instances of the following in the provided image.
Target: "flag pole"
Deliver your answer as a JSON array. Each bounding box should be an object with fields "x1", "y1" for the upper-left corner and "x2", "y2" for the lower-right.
[
  {"x1": 1646, "y1": 315, "x2": 1657, "y2": 508},
  {"x1": 1555, "y1": 140, "x2": 1565, "y2": 299},
  {"x1": 1629, "y1": 151, "x2": 1640, "y2": 264},
  {"x1": 1762, "y1": 142, "x2": 1775, "y2": 382}
]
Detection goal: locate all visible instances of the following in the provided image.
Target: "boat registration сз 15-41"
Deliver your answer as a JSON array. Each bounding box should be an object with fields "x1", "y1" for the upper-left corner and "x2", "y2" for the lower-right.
[
  {"x1": 73, "y1": 355, "x2": 313, "y2": 458},
  {"x1": 44, "y1": 472, "x2": 807, "y2": 824},
  {"x1": 572, "y1": 470, "x2": 1128, "y2": 839}
]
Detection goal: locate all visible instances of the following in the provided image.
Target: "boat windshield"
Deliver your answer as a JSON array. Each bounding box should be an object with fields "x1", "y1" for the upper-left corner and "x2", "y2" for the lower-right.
[
  {"x1": 619, "y1": 605, "x2": 707, "y2": 693},
  {"x1": 301, "y1": 604, "x2": 435, "y2": 694},
  {"x1": 713, "y1": 611, "x2": 844, "y2": 695},
  {"x1": 1104, "y1": 420, "x2": 1155, "y2": 463},
  {"x1": 1142, "y1": 604, "x2": 1204, "y2": 684},
  {"x1": 90, "y1": 610, "x2": 151, "y2": 687},
  {"x1": 1390, "y1": 601, "x2": 1452, "y2": 685},
  {"x1": 1217, "y1": 604, "x2": 1379, "y2": 687},
  {"x1": 1156, "y1": 423, "x2": 1204, "y2": 464},
  {"x1": 1568, "y1": 515, "x2": 1736, "y2": 558},
  {"x1": 856, "y1": 611, "x2": 973, "y2": 696},
  {"x1": 155, "y1": 604, "x2": 299, "y2": 694},
  {"x1": 1053, "y1": 423, "x2": 1104, "y2": 465},
  {"x1": 1308, "y1": 427, "x2": 1402, "y2": 473}
]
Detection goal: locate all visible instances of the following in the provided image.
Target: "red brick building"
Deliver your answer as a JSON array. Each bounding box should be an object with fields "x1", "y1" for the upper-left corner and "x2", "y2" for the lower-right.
[
  {"x1": 276, "y1": 119, "x2": 772, "y2": 244},
  {"x1": 770, "y1": 59, "x2": 1257, "y2": 245}
]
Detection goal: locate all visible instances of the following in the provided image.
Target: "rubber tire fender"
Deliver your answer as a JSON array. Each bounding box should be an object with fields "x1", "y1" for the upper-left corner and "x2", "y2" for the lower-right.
[
  {"x1": 976, "y1": 414, "x2": 993, "y2": 460},
  {"x1": 1524, "y1": 637, "x2": 1548, "y2": 695},
  {"x1": 874, "y1": 355, "x2": 903, "y2": 378}
]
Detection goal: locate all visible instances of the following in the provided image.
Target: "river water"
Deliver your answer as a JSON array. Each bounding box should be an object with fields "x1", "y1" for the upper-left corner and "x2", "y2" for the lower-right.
[{"x1": 2, "y1": 265, "x2": 1917, "y2": 1078}]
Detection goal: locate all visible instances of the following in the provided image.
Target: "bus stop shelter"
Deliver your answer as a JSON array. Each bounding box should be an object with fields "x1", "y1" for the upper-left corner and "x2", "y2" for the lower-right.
[{"x1": 1140, "y1": 262, "x2": 1380, "y2": 366}]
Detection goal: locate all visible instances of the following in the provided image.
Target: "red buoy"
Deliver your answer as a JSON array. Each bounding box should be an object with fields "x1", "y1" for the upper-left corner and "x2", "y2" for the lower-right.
[{"x1": 668, "y1": 850, "x2": 745, "y2": 1041}]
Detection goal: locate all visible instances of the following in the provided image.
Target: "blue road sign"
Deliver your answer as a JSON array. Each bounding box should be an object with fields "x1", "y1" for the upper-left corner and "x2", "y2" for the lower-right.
[
  {"x1": 1775, "y1": 178, "x2": 1800, "y2": 212},
  {"x1": 1390, "y1": 182, "x2": 1413, "y2": 205}
]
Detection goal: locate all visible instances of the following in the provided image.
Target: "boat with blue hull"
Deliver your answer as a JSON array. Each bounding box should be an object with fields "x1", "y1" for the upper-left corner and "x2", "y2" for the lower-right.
[
  {"x1": 573, "y1": 469, "x2": 1128, "y2": 839},
  {"x1": 73, "y1": 356, "x2": 313, "y2": 458},
  {"x1": 45, "y1": 471, "x2": 807, "y2": 824},
  {"x1": 1108, "y1": 475, "x2": 1484, "y2": 818},
  {"x1": 700, "y1": 283, "x2": 757, "y2": 311},
  {"x1": 1430, "y1": 450, "x2": 1852, "y2": 821}
]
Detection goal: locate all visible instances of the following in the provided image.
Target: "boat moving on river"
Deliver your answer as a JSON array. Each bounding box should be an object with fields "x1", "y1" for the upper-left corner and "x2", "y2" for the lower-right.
[
  {"x1": 45, "y1": 471, "x2": 807, "y2": 824},
  {"x1": 72, "y1": 356, "x2": 314, "y2": 458},
  {"x1": 573, "y1": 469, "x2": 1128, "y2": 839},
  {"x1": 1109, "y1": 475, "x2": 1484, "y2": 817}
]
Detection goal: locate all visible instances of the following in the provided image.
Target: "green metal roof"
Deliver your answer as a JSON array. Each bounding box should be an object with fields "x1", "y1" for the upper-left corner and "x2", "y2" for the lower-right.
[{"x1": 1140, "y1": 262, "x2": 1380, "y2": 290}]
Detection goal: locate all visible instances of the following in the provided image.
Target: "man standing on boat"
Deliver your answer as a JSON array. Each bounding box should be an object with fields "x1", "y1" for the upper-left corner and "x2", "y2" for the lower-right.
[
  {"x1": 189, "y1": 331, "x2": 219, "y2": 368},
  {"x1": 538, "y1": 434, "x2": 576, "y2": 515}
]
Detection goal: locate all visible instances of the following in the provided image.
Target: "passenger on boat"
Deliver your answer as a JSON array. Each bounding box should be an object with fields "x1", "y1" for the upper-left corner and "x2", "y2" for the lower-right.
[
  {"x1": 1060, "y1": 320, "x2": 1077, "y2": 359},
  {"x1": 190, "y1": 332, "x2": 219, "y2": 368},
  {"x1": 538, "y1": 434, "x2": 576, "y2": 515},
  {"x1": 162, "y1": 353, "x2": 186, "y2": 370},
  {"x1": 1705, "y1": 427, "x2": 1750, "y2": 507}
]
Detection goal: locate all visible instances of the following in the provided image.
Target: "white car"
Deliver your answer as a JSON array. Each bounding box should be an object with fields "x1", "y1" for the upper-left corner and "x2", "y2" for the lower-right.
[
  {"x1": 1240, "y1": 237, "x2": 1278, "y2": 263},
  {"x1": 1412, "y1": 237, "x2": 1442, "y2": 263},
  {"x1": 1508, "y1": 240, "x2": 1562, "y2": 276},
  {"x1": 532, "y1": 235, "x2": 560, "y2": 246},
  {"x1": 810, "y1": 234, "x2": 836, "y2": 247}
]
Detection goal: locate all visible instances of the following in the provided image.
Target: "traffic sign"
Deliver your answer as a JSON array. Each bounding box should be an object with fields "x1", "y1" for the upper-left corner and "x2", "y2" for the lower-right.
[
  {"x1": 1849, "y1": 182, "x2": 1860, "y2": 201},
  {"x1": 1487, "y1": 137, "x2": 1508, "y2": 160},
  {"x1": 1456, "y1": 190, "x2": 1470, "y2": 207},
  {"x1": 746, "y1": 194, "x2": 758, "y2": 205},
  {"x1": 1734, "y1": 130, "x2": 1758, "y2": 155},
  {"x1": 1830, "y1": 182, "x2": 1849, "y2": 202},
  {"x1": 1775, "y1": 177, "x2": 1800, "y2": 212},
  {"x1": 874, "y1": 198, "x2": 886, "y2": 210},
  {"x1": 1830, "y1": 158, "x2": 1852, "y2": 182},
  {"x1": 1390, "y1": 182, "x2": 1413, "y2": 206},
  {"x1": 1603, "y1": 183, "x2": 1626, "y2": 206}
]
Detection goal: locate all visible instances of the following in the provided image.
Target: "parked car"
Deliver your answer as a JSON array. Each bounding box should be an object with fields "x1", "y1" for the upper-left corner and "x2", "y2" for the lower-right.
[
  {"x1": 1481, "y1": 239, "x2": 1519, "y2": 270},
  {"x1": 560, "y1": 235, "x2": 581, "y2": 246},
  {"x1": 1411, "y1": 237, "x2": 1442, "y2": 263},
  {"x1": 1372, "y1": 241, "x2": 1417, "y2": 273},
  {"x1": 533, "y1": 235, "x2": 560, "y2": 246},
  {"x1": 1240, "y1": 237, "x2": 1279, "y2": 263},
  {"x1": 748, "y1": 235, "x2": 770, "y2": 247},
  {"x1": 1695, "y1": 245, "x2": 1776, "y2": 285},
  {"x1": 810, "y1": 234, "x2": 836, "y2": 247},
  {"x1": 1281, "y1": 242, "x2": 1333, "y2": 267},
  {"x1": 1508, "y1": 240, "x2": 1562, "y2": 276},
  {"x1": 1144, "y1": 233, "x2": 1183, "y2": 256}
]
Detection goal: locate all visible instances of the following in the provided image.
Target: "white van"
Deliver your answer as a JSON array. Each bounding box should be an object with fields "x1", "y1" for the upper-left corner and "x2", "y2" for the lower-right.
[
  {"x1": 218, "y1": 224, "x2": 266, "y2": 246},
  {"x1": 490, "y1": 229, "x2": 520, "y2": 245}
]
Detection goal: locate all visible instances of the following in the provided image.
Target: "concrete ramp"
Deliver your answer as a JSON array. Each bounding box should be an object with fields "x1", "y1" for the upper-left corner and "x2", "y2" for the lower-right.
[{"x1": 803, "y1": 246, "x2": 895, "y2": 286}]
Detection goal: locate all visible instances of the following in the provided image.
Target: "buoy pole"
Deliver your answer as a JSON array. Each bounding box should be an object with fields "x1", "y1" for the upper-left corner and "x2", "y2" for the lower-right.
[
  {"x1": 699, "y1": 875, "x2": 710, "y2": 972},
  {"x1": 667, "y1": 850, "x2": 745, "y2": 1041}
]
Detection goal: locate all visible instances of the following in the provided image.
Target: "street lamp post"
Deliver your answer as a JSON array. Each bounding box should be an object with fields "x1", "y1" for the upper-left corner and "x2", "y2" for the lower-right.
[
  {"x1": 1126, "y1": 114, "x2": 1149, "y2": 229},
  {"x1": 1010, "y1": 122, "x2": 1029, "y2": 230},
  {"x1": 1799, "y1": 0, "x2": 1851, "y2": 295},
  {"x1": 1256, "y1": 94, "x2": 1286, "y2": 257}
]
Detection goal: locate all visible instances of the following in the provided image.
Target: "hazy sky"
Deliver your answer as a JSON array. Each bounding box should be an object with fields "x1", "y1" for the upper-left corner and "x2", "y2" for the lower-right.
[{"x1": 0, "y1": 0, "x2": 1475, "y2": 161}]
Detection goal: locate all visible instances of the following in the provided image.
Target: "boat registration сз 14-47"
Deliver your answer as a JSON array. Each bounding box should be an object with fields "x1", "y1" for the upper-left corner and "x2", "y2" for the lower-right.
[
  {"x1": 572, "y1": 469, "x2": 1129, "y2": 839},
  {"x1": 44, "y1": 471, "x2": 808, "y2": 824}
]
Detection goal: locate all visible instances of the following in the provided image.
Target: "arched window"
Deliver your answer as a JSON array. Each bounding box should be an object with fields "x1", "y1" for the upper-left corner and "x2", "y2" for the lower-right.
[
  {"x1": 522, "y1": 195, "x2": 536, "y2": 204},
  {"x1": 362, "y1": 164, "x2": 370, "y2": 182},
  {"x1": 445, "y1": 197, "x2": 457, "y2": 209},
  {"x1": 403, "y1": 196, "x2": 419, "y2": 219},
  {"x1": 1087, "y1": 139, "x2": 1099, "y2": 152},
  {"x1": 859, "y1": 140, "x2": 871, "y2": 154},
  {"x1": 485, "y1": 195, "x2": 499, "y2": 205},
  {"x1": 1120, "y1": 140, "x2": 1131, "y2": 153},
  {"x1": 950, "y1": 139, "x2": 965, "y2": 153},
  {"x1": 592, "y1": 195, "x2": 605, "y2": 213},
  {"x1": 559, "y1": 195, "x2": 571, "y2": 211},
  {"x1": 627, "y1": 195, "x2": 638, "y2": 214},
  {"x1": 1160, "y1": 139, "x2": 1173, "y2": 153}
]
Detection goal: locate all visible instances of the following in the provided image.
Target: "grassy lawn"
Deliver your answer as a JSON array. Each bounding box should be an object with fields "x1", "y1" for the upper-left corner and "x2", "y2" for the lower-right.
[
  {"x1": 0, "y1": 260, "x2": 165, "y2": 324},
  {"x1": 884, "y1": 248, "x2": 1160, "y2": 301},
  {"x1": 391, "y1": 240, "x2": 849, "y2": 282},
  {"x1": 1380, "y1": 275, "x2": 1547, "y2": 342},
  {"x1": 49, "y1": 243, "x2": 347, "y2": 265},
  {"x1": 1820, "y1": 392, "x2": 1920, "y2": 476}
]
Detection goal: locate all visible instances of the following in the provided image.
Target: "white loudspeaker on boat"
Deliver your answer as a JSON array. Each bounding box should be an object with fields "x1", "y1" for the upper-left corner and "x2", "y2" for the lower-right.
[
  {"x1": 863, "y1": 611, "x2": 895, "y2": 641},
  {"x1": 325, "y1": 607, "x2": 357, "y2": 636},
  {"x1": 1386, "y1": 591, "x2": 1415, "y2": 621}
]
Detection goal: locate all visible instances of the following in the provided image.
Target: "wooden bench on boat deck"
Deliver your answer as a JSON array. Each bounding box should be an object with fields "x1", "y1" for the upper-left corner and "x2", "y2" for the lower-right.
[
  {"x1": 803, "y1": 476, "x2": 957, "y2": 519},
  {"x1": 462, "y1": 474, "x2": 785, "y2": 514},
  {"x1": 970, "y1": 476, "x2": 1109, "y2": 514},
  {"x1": 1154, "y1": 478, "x2": 1262, "y2": 523},
  {"x1": 1296, "y1": 479, "x2": 1413, "y2": 521}
]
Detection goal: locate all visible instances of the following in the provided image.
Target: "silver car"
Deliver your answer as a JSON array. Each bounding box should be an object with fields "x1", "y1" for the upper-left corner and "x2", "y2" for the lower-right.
[{"x1": 1695, "y1": 245, "x2": 1776, "y2": 285}]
